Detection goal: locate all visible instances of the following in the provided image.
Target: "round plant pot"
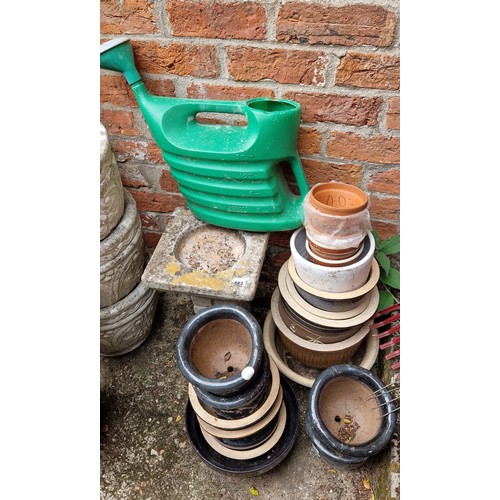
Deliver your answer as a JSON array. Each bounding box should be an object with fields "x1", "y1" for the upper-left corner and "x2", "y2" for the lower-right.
[
  {"x1": 176, "y1": 304, "x2": 264, "y2": 397},
  {"x1": 185, "y1": 375, "x2": 299, "y2": 477},
  {"x1": 188, "y1": 356, "x2": 281, "y2": 431},
  {"x1": 287, "y1": 257, "x2": 380, "y2": 305},
  {"x1": 100, "y1": 280, "x2": 159, "y2": 356},
  {"x1": 305, "y1": 239, "x2": 364, "y2": 267},
  {"x1": 309, "y1": 182, "x2": 368, "y2": 216},
  {"x1": 100, "y1": 190, "x2": 145, "y2": 308},
  {"x1": 278, "y1": 262, "x2": 378, "y2": 325},
  {"x1": 100, "y1": 122, "x2": 125, "y2": 241},
  {"x1": 290, "y1": 227, "x2": 375, "y2": 293},
  {"x1": 303, "y1": 182, "x2": 371, "y2": 252},
  {"x1": 305, "y1": 364, "x2": 397, "y2": 465},
  {"x1": 262, "y1": 311, "x2": 379, "y2": 388},
  {"x1": 306, "y1": 233, "x2": 364, "y2": 261},
  {"x1": 271, "y1": 288, "x2": 373, "y2": 370},
  {"x1": 194, "y1": 352, "x2": 272, "y2": 420}
]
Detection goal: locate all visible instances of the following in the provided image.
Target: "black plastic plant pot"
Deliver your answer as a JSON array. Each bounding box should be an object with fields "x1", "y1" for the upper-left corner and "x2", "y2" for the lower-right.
[
  {"x1": 185, "y1": 376, "x2": 299, "y2": 477},
  {"x1": 176, "y1": 304, "x2": 264, "y2": 396},
  {"x1": 194, "y1": 352, "x2": 272, "y2": 420},
  {"x1": 306, "y1": 364, "x2": 397, "y2": 460}
]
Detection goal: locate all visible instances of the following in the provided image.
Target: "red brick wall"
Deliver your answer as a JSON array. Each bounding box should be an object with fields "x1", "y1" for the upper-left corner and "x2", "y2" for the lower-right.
[{"x1": 100, "y1": 0, "x2": 400, "y2": 286}]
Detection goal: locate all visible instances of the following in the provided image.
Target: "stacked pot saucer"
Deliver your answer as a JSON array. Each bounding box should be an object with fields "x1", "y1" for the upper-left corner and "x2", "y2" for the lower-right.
[{"x1": 176, "y1": 304, "x2": 299, "y2": 476}]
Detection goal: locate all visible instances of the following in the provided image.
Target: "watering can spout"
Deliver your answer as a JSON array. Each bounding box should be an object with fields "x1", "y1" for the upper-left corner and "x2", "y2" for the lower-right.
[{"x1": 100, "y1": 37, "x2": 142, "y2": 85}]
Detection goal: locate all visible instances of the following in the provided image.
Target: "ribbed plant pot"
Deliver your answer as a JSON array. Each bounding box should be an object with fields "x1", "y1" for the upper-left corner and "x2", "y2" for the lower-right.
[
  {"x1": 100, "y1": 122, "x2": 125, "y2": 241},
  {"x1": 290, "y1": 227, "x2": 375, "y2": 293},
  {"x1": 100, "y1": 280, "x2": 159, "y2": 356},
  {"x1": 100, "y1": 190, "x2": 145, "y2": 308},
  {"x1": 176, "y1": 304, "x2": 264, "y2": 397},
  {"x1": 305, "y1": 364, "x2": 397, "y2": 469}
]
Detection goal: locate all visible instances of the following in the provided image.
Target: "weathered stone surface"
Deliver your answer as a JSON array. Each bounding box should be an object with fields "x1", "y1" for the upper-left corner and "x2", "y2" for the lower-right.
[{"x1": 277, "y1": 3, "x2": 397, "y2": 47}]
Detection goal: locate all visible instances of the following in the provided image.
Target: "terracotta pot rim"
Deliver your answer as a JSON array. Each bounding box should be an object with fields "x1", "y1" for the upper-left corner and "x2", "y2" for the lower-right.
[
  {"x1": 262, "y1": 311, "x2": 379, "y2": 388},
  {"x1": 309, "y1": 182, "x2": 368, "y2": 216}
]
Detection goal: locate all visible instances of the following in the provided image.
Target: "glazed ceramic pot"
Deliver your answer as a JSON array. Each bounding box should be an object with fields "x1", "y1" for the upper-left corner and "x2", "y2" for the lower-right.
[
  {"x1": 271, "y1": 288, "x2": 374, "y2": 370},
  {"x1": 100, "y1": 280, "x2": 159, "y2": 356},
  {"x1": 290, "y1": 227, "x2": 375, "y2": 293},
  {"x1": 185, "y1": 376, "x2": 299, "y2": 477},
  {"x1": 100, "y1": 122, "x2": 125, "y2": 241},
  {"x1": 176, "y1": 304, "x2": 264, "y2": 396},
  {"x1": 305, "y1": 364, "x2": 397, "y2": 468},
  {"x1": 188, "y1": 356, "x2": 282, "y2": 431},
  {"x1": 287, "y1": 258, "x2": 380, "y2": 313},
  {"x1": 100, "y1": 189, "x2": 145, "y2": 308},
  {"x1": 262, "y1": 311, "x2": 379, "y2": 388},
  {"x1": 194, "y1": 352, "x2": 272, "y2": 420}
]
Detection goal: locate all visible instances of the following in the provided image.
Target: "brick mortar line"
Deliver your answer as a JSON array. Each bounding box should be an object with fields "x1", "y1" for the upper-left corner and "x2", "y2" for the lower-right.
[{"x1": 100, "y1": 33, "x2": 400, "y2": 56}]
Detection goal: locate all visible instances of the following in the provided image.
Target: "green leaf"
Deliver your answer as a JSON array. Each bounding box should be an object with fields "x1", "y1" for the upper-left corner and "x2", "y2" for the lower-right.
[
  {"x1": 371, "y1": 229, "x2": 381, "y2": 248},
  {"x1": 377, "y1": 290, "x2": 395, "y2": 311},
  {"x1": 380, "y1": 267, "x2": 400, "y2": 289},
  {"x1": 378, "y1": 234, "x2": 400, "y2": 255},
  {"x1": 249, "y1": 487, "x2": 259, "y2": 496},
  {"x1": 375, "y1": 252, "x2": 391, "y2": 276}
]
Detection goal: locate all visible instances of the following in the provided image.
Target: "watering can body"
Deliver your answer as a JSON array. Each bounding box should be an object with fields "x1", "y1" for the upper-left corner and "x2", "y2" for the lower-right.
[{"x1": 100, "y1": 37, "x2": 310, "y2": 232}]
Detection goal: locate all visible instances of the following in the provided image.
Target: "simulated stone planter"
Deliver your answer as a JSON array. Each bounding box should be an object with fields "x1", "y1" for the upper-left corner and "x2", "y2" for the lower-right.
[
  {"x1": 100, "y1": 122, "x2": 125, "y2": 241},
  {"x1": 100, "y1": 190, "x2": 145, "y2": 308},
  {"x1": 100, "y1": 280, "x2": 159, "y2": 356}
]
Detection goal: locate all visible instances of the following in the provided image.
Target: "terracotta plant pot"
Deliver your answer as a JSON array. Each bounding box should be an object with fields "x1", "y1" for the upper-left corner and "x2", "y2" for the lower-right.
[
  {"x1": 305, "y1": 364, "x2": 397, "y2": 469},
  {"x1": 309, "y1": 182, "x2": 368, "y2": 216},
  {"x1": 176, "y1": 304, "x2": 264, "y2": 397},
  {"x1": 306, "y1": 233, "x2": 363, "y2": 262},
  {"x1": 305, "y1": 239, "x2": 364, "y2": 267},
  {"x1": 303, "y1": 182, "x2": 371, "y2": 253},
  {"x1": 262, "y1": 311, "x2": 379, "y2": 388},
  {"x1": 290, "y1": 227, "x2": 375, "y2": 293}
]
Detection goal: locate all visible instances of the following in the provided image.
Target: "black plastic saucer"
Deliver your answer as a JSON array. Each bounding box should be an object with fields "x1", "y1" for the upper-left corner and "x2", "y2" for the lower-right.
[{"x1": 185, "y1": 376, "x2": 299, "y2": 477}]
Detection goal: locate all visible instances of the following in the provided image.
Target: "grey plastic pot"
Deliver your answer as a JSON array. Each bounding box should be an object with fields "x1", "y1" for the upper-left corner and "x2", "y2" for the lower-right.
[
  {"x1": 194, "y1": 352, "x2": 271, "y2": 420},
  {"x1": 176, "y1": 304, "x2": 264, "y2": 396},
  {"x1": 305, "y1": 364, "x2": 397, "y2": 461}
]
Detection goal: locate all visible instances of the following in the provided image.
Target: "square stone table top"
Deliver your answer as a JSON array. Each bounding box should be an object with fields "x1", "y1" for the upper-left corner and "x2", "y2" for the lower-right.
[{"x1": 142, "y1": 207, "x2": 270, "y2": 302}]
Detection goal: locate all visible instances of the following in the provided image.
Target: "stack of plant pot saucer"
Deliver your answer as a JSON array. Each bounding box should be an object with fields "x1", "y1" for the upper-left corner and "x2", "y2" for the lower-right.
[
  {"x1": 266, "y1": 181, "x2": 380, "y2": 386},
  {"x1": 100, "y1": 123, "x2": 158, "y2": 356},
  {"x1": 176, "y1": 304, "x2": 299, "y2": 476}
]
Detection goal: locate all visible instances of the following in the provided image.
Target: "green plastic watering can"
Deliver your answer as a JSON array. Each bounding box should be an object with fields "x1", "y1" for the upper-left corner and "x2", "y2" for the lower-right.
[{"x1": 100, "y1": 37, "x2": 310, "y2": 232}]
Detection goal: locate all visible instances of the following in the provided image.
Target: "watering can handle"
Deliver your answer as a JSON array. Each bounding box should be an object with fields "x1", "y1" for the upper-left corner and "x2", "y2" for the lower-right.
[
  {"x1": 289, "y1": 156, "x2": 310, "y2": 197},
  {"x1": 185, "y1": 100, "x2": 247, "y2": 117}
]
